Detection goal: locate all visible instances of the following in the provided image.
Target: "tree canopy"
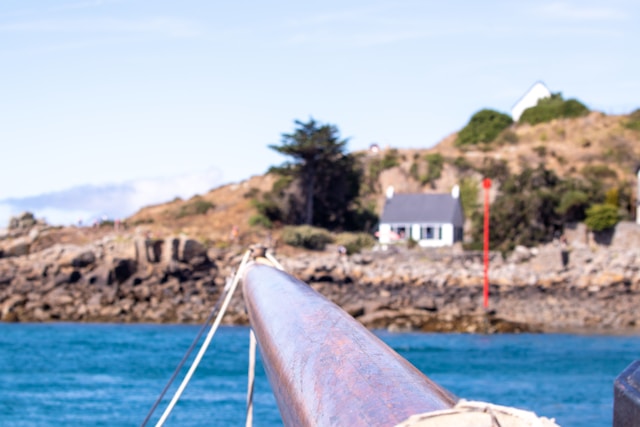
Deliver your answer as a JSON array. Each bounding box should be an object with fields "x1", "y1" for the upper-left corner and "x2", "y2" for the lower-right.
[{"x1": 267, "y1": 118, "x2": 367, "y2": 230}]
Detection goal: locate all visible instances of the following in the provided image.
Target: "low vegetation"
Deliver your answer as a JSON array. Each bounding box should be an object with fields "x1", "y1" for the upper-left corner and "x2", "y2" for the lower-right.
[
  {"x1": 281, "y1": 225, "x2": 333, "y2": 250},
  {"x1": 421, "y1": 153, "x2": 444, "y2": 187},
  {"x1": 585, "y1": 203, "x2": 619, "y2": 231},
  {"x1": 367, "y1": 149, "x2": 400, "y2": 192},
  {"x1": 455, "y1": 109, "x2": 513, "y2": 147},
  {"x1": 519, "y1": 93, "x2": 589, "y2": 125},
  {"x1": 238, "y1": 105, "x2": 638, "y2": 254},
  {"x1": 334, "y1": 232, "x2": 376, "y2": 254},
  {"x1": 466, "y1": 163, "x2": 630, "y2": 253},
  {"x1": 175, "y1": 197, "x2": 215, "y2": 219},
  {"x1": 625, "y1": 108, "x2": 640, "y2": 131}
]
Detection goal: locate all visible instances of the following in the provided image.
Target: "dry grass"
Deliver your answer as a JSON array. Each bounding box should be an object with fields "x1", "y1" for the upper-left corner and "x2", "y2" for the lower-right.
[{"x1": 120, "y1": 111, "x2": 640, "y2": 246}]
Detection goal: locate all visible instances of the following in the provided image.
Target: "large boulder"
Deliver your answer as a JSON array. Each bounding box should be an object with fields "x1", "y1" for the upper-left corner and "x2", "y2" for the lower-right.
[
  {"x1": 72, "y1": 251, "x2": 96, "y2": 268},
  {"x1": 110, "y1": 258, "x2": 137, "y2": 284},
  {"x1": 161, "y1": 236, "x2": 211, "y2": 267},
  {"x1": 1, "y1": 238, "x2": 30, "y2": 258},
  {"x1": 8, "y1": 212, "x2": 37, "y2": 230}
]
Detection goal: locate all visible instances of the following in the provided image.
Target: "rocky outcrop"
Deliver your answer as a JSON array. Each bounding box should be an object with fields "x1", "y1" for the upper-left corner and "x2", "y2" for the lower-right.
[{"x1": 1, "y1": 222, "x2": 639, "y2": 333}]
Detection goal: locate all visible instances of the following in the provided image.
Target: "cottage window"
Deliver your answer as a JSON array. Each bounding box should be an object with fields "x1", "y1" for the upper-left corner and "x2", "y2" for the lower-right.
[
  {"x1": 391, "y1": 225, "x2": 408, "y2": 240},
  {"x1": 420, "y1": 226, "x2": 442, "y2": 240}
]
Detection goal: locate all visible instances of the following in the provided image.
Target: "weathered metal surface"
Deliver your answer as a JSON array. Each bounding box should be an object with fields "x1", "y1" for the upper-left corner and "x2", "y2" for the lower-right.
[
  {"x1": 242, "y1": 262, "x2": 457, "y2": 427},
  {"x1": 613, "y1": 360, "x2": 640, "y2": 427}
]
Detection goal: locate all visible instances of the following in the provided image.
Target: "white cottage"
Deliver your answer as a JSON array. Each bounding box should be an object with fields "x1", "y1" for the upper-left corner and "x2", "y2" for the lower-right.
[
  {"x1": 378, "y1": 187, "x2": 464, "y2": 247},
  {"x1": 511, "y1": 81, "x2": 551, "y2": 122}
]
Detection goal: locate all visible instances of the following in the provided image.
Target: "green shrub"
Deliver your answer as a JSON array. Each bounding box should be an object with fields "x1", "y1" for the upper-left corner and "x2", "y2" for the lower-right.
[
  {"x1": 533, "y1": 145, "x2": 547, "y2": 157},
  {"x1": 625, "y1": 109, "x2": 640, "y2": 131},
  {"x1": 459, "y1": 177, "x2": 479, "y2": 216},
  {"x1": 478, "y1": 158, "x2": 510, "y2": 183},
  {"x1": 367, "y1": 149, "x2": 400, "y2": 190},
  {"x1": 272, "y1": 175, "x2": 293, "y2": 193},
  {"x1": 581, "y1": 164, "x2": 618, "y2": 181},
  {"x1": 452, "y1": 156, "x2": 473, "y2": 172},
  {"x1": 249, "y1": 214, "x2": 273, "y2": 229},
  {"x1": 343, "y1": 201, "x2": 379, "y2": 233},
  {"x1": 605, "y1": 187, "x2": 619, "y2": 207},
  {"x1": 470, "y1": 165, "x2": 562, "y2": 253},
  {"x1": 370, "y1": 150, "x2": 399, "y2": 174},
  {"x1": 281, "y1": 225, "x2": 333, "y2": 250},
  {"x1": 455, "y1": 109, "x2": 513, "y2": 146},
  {"x1": 251, "y1": 197, "x2": 283, "y2": 223},
  {"x1": 585, "y1": 203, "x2": 619, "y2": 231},
  {"x1": 519, "y1": 93, "x2": 589, "y2": 125},
  {"x1": 421, "y1": 153, "x2": 444, "y2": 186},
  {"x1": 556, "y1": 190, "x2": 589, "y2": 221},
  {"x1": 175, "y1": 197, "x2": 215, "y2": 218},
  {"x1": 409, "y1": 162, "x2": 419, "y2": 181},
  {"x1": 381, "y1": 149, "x2": 400, "y2": 169},
  {"x1": 243, "y1": 188, "x2": 260, "y2": 199},
  {"x1": 132, "y1": 218, "x2": 154, "y2": 225},
  {"x1": 334, "y1": 232, "x2": 376, "y2": 254}
]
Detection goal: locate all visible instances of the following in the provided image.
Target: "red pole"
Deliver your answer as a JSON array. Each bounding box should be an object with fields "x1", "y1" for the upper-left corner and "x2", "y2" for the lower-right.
[{"x1": 482, "y1": 178, "x2": 491, "y2": 309}]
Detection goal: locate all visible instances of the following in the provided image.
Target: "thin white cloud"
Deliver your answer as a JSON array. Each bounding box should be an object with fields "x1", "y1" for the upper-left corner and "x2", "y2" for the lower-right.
[
  {"x1": 537, "y1": 2, "x2": 627, "y2": 21},
  {"x1": 0, "y1": 17, "x2": 203, "y2": 38},
  {"x1": 0, "y1": 168, "x2": 223, "y2": 227},
  {"x1": 52, "y1": 0, "x2": 124, "y2": 12},
  {"x1": 286, "y1": 29, "x2": 431, "y2": 48},
  {"x1": 285, "y1": 3, "x2": 394, "y2": 27}
]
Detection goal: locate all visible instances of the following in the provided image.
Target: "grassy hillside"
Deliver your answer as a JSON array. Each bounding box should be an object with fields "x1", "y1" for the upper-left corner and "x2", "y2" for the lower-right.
[{"x1": 127, "y1": 110, "x2": 640, "y2": 250}]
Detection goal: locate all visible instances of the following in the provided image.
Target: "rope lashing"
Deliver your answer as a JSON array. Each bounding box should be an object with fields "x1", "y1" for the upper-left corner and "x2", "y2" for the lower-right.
[{"x1": 394, "y1": 400, "x2": 560, "y2": 427}]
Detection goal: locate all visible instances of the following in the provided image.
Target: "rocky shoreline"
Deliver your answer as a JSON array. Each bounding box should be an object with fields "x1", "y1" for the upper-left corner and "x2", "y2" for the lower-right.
[{"x1": 1, "y1": 218, "x2": 639, "y2": 334}]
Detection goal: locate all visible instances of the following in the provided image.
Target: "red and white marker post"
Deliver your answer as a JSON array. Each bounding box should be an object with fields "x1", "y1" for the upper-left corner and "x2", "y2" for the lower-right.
[{"x1": 482, "y1": 178, "x2": 491, "y2": 309}]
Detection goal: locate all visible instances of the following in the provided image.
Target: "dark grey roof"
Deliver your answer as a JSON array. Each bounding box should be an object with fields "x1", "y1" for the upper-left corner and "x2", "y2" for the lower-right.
[{"x1": 380, "y1": 193, "x2": 464, "y2": 226}]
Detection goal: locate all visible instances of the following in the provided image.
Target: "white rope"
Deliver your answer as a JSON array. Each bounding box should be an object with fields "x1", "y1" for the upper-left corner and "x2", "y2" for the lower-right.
[
  {"x1": 245, "y1": 329, "x2": 257, "y2": 427},
  {"x1": 394, "y1": 400, "x2": 560, "y2": 427},
  {"x1": 265, "y1": 251, "x2": 285, "y2": 270},
  {"x1": 155, "y1": 249, "x2": 253, "y2": 427}
]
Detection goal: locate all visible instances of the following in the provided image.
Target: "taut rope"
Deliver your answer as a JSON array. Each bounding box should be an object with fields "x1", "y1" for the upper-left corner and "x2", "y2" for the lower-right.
[{"x1": 148, "y1": 249, "x2": 252, "y2": 427}]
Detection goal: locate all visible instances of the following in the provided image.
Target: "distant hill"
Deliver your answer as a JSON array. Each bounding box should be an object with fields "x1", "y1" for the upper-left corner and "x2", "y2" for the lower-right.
[{"x1": 127, "y1": 110, "x2": 640, "y2": 247}]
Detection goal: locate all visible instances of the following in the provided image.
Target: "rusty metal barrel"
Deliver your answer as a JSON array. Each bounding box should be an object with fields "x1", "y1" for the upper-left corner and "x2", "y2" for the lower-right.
[{"x1": 242, "y1": 262, "x2": 457, "y2": 427}]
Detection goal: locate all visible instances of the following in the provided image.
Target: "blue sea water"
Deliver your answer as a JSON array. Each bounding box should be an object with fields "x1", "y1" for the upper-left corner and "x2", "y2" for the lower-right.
[{"x1": 0, "y1": 323, "x2": 638, "y2": 427}]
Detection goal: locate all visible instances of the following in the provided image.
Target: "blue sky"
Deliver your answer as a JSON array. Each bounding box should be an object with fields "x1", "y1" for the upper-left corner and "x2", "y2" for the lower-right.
[{"x1": 1, "y1": 0, "x2": 638, "y2": 226}]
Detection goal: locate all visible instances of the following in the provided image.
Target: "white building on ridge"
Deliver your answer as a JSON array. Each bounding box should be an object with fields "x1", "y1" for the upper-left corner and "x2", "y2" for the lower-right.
[{"x1": 511, "y1": 81, "x2": 551, "y2": 122}]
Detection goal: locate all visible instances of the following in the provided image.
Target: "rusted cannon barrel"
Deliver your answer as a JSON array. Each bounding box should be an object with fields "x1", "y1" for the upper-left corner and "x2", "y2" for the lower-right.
[{"x1": 242, "y1": 262, "x2": 457, "y2": 427}]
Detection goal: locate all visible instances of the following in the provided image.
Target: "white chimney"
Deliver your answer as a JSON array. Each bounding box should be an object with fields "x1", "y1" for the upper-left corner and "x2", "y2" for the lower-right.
[
  {"x1": 386, "y1": 186, "x2": 395, "y2": 199},
  {"x1": 451, "y1": 184, "x2": 460, "y2": 199}
]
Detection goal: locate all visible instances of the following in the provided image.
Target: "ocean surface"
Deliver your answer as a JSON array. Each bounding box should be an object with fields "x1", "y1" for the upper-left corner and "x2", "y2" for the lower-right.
[{"x1": 0, "y1": 323, "x2": 638, "y2": 427}]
